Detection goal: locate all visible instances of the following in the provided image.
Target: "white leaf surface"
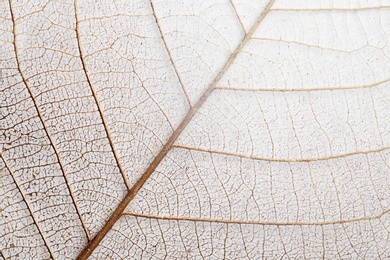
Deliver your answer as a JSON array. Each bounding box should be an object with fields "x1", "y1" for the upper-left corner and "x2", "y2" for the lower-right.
[{"x1": 1, "y1": 0, "x2": 389, "y2": 259}]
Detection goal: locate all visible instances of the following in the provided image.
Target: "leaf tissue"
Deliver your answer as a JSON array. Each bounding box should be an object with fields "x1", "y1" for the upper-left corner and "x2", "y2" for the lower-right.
[{"x1": 1, "y1": 0, "x2": 389, "y2": 259}]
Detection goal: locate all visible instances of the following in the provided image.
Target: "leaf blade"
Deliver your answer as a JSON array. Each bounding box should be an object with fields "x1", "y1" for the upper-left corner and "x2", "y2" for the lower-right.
[{"x1": 77, "y1": 0, "x2": 276, "y2": 258}]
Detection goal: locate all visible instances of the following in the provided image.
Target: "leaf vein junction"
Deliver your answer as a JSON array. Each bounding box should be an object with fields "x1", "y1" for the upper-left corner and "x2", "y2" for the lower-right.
[{"x1": 76, "y1": 0, "x2": 276, "y2": 258}]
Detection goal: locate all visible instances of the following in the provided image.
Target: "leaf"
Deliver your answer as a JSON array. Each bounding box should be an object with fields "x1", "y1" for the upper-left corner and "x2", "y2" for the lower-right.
[{"x1": 1, "y1": 0, "x2": 389, "y2": 259}]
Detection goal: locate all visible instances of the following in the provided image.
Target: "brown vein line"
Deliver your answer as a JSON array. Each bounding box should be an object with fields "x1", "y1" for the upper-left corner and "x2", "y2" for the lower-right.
[
  {"x1": 229, "y1": 0, "x2": 246, "y2": 33},
  {"x1": 206, "y1": 0, "x2": 275, "y2": 92},
  {"x1": 252, "y1": 37, "x2": 361, "y2": 53},
  {"x1": 73, "y1": 0, "x2": 129, "y2": 190},
  {"x1": 271, "y1": 6, "x2": 390, "y2": 12},
  {"x1": 8, "y1": 0, "x2": 89, "y2": 240},
  {"x1": 0, "y1": 153, "x2": 55, "y2": 259},
  {"x1": 149, "y1": 0, "x2": 192, "y2": 106},
  {"x1": 76, "y1": 0, "x2": 276, "y2": 258},
  {"x1": 216, "y1": 77, "x2": 390, "y2": 92},
  {"x1": 0, "y1": 251, "x2": 6, "y2": 260},
  {"x1": 173, "y1": 145, "x2": 390, "y2": 162},
  {"x1": 123, "y1": 209, "x2": 390, "y2": 226},
  {"x1": 0, "y1": 249, "x2": 8, "y2": 260}
]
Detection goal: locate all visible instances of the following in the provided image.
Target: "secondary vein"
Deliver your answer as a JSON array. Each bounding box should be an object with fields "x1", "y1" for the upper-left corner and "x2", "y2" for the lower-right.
[{"x1": 76, "y1": 0, "x2": 276, "y2": 258}]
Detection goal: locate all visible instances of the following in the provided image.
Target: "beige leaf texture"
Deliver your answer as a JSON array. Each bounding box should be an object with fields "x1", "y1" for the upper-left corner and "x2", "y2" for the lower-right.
[{"x1": 1, "y1": 0, "x2": 389, "y2": 259}]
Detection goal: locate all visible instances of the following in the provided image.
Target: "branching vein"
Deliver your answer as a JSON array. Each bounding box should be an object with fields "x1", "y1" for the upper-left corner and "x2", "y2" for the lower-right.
[
  {"x1": 173, "y1": 145, "x2": 390, "y2": 162},
  {"x1": 74, "y1": 0, "x2": 130, "y2": 190},
  {"x1": 0, "y1": 153, "x2": 55, "y2": 259},
  {"x1": 8, "y1": 0, "x2": 89, "y2": 241},
  {"x1": 123, "y1": 209, "x2": 390, "y2": 226},
  {"x1": 76, "y1": 0, "x2": 276, "y2": 258}
]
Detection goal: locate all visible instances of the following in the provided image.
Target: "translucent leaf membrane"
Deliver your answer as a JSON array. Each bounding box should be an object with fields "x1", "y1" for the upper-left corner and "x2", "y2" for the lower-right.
[
  {"x1": 231, "y1": 0, "x2": 270, "y2": 32},
  {"x1": 75, "y1": 0, "x2": 189, "y2": 184},
  {"x1": 1, "y1": 2, "x2": 87, "y2": 258},
  {"x1": 1, "y1": 0, "x2": 389, "y2": 259},
  {"x1": 150, "y1": 0, "x2": 245, "y2": 103},
  {"x1": 273, "y1": 0, "x2": 390, "y2": 10},
  {"x1": 92, "y1": 214, "x2": 390, "y2": 259},
  {"x1": 114, "y1": 2, "x2": 388, "y2": 259},
  {"x1": 0, "y1": 157, "x2": 51, "y2": 259},
  {"x1": 130, "y1": 149, "x2": 389, "y2": 222},
  {"x1": 177, "y1": 88, "x2": 389, "y2": 159},
  {"x1": 1, "y1": 0, "x2": 127, "y2": 250},
  {"x1": 220, "y1": 9, "x2": 390, "y2": 90}
]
